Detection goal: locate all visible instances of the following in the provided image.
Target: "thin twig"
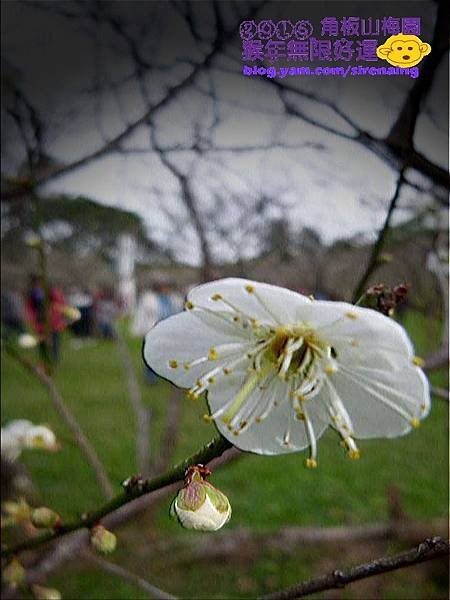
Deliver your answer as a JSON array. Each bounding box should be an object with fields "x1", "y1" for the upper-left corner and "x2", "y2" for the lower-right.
[
  {"x1": 115, "y1": 329, "x2": 152, "y2": 475},
  {"x1": 352, "y1": 169, "x2": 405, "y2": 303},
  {"x1": 2, "y1": 435, "x2": 232, "y2": 558},
  {"x1": 3, "y1": 343, "x2": 115, "y2": 500},
  {"x1": 83, "y1": 551, "x2": 177, "y2": 599},
  {"x1": 151, "y1": 386, "x2": 182, "y2": 474},
  {"x1": 13, "y1": 447, "x2": 241, "y2": 589},
  {"x1": 164, "y1": 518, "x2": 447, "y2": 565},
  {"x1": 258, "y1": 537, "x2": 450, "y2": 600},
  {"x1": 431, "y1": 385, "x2": 449, "y2": 401}
]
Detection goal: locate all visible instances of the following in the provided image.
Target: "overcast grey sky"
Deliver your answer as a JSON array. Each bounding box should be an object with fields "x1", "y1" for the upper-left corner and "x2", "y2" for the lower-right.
[{"x1": 2, "y1": 1, "x2": 447, "y2": 265}]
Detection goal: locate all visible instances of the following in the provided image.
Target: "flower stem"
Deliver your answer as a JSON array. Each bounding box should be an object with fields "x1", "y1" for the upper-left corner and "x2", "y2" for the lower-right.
[{"x1": 2, "y1": 435, "x2": 232, "y2": 559}]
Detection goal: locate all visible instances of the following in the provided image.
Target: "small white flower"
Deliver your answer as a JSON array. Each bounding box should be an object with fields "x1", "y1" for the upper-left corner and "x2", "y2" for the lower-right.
[
  {"x1": 143, "y1": 278, "x2": 430, "y2": 466},
  {"x1": 17, "y1": 333, "x2": 38, "y2": 349},
  {"x1": 24, "y1": 425, "x2": 58, "y2": 451},
  {"x1": 1, "y1": 420, "x2": 58, "y2": 461}
]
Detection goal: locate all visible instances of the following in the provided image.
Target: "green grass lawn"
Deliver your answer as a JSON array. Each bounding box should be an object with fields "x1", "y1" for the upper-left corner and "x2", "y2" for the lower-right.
[{"x1": 1, "y1": 310, "x2": 448, "y2": 599}]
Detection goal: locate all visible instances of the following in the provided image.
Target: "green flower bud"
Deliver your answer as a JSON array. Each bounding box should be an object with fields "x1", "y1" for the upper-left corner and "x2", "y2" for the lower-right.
[
  {"x1": 31, "y1": 584, "x2": 62, "y2": 600},
  {"x1": 3, "y1": 558, "x2": 26, "y2": 588},
  {"x1": 31, "y1": 507, "x2": 61, "y2": 529},
  {"x1": 91, "y1": 525, "x2": 117, "y2": 554},
  {"x1": 170, "y1": 466, "x2": 231, "y2": 531}
]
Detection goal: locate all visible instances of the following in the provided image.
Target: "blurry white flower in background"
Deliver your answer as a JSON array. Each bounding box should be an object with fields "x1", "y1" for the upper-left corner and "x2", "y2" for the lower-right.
[
  {"x1": 1, "y1": 420, "x2": 59, "y2": 461},
  {"x1": 144, "y1": 278, "x2": 430, "y2": 467},
  {"x1": 17, "y1": 333, "x2": 38, "y2": 349}
]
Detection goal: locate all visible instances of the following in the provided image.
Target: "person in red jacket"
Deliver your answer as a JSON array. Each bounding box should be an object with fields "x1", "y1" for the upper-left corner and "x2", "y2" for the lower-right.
[{"x1": 25, "y1": 275, "x2": 66, "y2": 364}]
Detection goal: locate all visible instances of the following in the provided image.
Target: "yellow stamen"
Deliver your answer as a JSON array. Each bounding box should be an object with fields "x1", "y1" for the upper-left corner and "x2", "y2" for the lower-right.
[
  {"x1": 325, "y1": 365, "x2": 336, "y2": 375},
  {"x1": 203, "y1": 414, "x2": 213, "y2": 423},
  {"x1": 211, "y1": 294, "x2": 222, "y2": 301},
  {"x1": 348, "y1": 449, "x2": 360, "y2": 460},
  {"x1": 187, "y1": 390, "x2": 199, "y2": 401},
  {"x1": 245, "y1": 285, "x2": 255, "y2": 294},
  {"x1": 208, "y1": 376, "x2": 216, "y2": 384},
  {"x1": 169, "y1": 360, "x2": 178, "y2": 369},
  {"x1": 412, "y1": 356, "x2": 424, "y2": 367},
  {"x1": 208, "y1": 348, "x2": 218, "y2": 360},
  {"x1": 305, "y1": 458, "x2": 317, "y2": 469},
  {"x1": 345, "y1": 312, "x2": 357, "y2": 320},
  {"x1": 185, "y1": 301, "x2": 194, "y2": 310},
  {"x1": 351, "y1": 339, "x2": 359, "y2": 347},
  {"x1": 183, "y1": 362, "x2": 190, "y2": 370},
  {"x1": 411, "y1": 418, "x2": 420, "y2": 429},
  {"x1": 223, "y1": 367, "x2": 231, "y2": 375}
]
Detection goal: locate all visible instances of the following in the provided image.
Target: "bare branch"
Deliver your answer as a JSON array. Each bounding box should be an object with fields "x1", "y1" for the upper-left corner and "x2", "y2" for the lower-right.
[
  {"x1": 3, "y1": 343, "x2": 115, "y2": 500},
  {"x1": 115, "y1": 330, "x2": 152, "y2": 476},
  {"x1": 151, "y1": 386, "x2": 182, "y2": 474},
  {"x1": 258, "y1": 537, "x2": 449, "y2": 600},
  {"x1": 352, "y1": 169, "x2": 405, "y2": 302},
  {"x1": 82, "y1": 551, "x2": 177, "y2": 599}
]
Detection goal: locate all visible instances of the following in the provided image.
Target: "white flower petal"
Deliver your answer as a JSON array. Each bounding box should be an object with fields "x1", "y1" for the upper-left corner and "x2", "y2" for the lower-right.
[
  {"x1": 327, "y1": 361, "x2": 428, "y2": 439},
  {"x1": 188, "y1": 278, "x2": 311, "y2": 326},
  {"x1": 143, "y1": 311, "x2": 251, "y2": 387},
  {"x1": 308, "y1": 301, "x2": 414, "y2": 357},
  {"x1": 207, "y1": 374, "x2": 327, "y2": 455}
]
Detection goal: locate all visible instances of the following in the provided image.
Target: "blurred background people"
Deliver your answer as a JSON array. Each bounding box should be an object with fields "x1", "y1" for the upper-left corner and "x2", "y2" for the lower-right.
[
  {"x1": 132, "y1": 277, "x2": 184, "y2": 383},
  {"x1": 94, "y1": 286, "x2": 118, "y2": 340},
  {"x1": 25, "y1": 275, "x2": 66, "y2": 364},
  {"x1": 1, "y1": 288, "x2": 25, "y2": 340},
  {"x1": 67, "y1": 287, "x2": 94, "y2": 337}
]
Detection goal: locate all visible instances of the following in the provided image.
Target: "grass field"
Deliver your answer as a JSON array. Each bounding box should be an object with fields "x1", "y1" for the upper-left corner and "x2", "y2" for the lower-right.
[{"x1": 1, "y1": 310, "x2": 448, "y2": 599}]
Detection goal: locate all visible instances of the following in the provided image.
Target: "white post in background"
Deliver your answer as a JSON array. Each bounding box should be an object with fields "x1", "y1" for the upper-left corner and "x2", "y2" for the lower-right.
[{"x1": 117, "y1": 234, "x2": 137, "y2": 314}]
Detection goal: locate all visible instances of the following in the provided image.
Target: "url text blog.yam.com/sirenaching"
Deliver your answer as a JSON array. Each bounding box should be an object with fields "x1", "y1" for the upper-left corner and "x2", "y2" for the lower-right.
[{"x1": 242, "y1": 64, "x2": 420, "y2": 79}]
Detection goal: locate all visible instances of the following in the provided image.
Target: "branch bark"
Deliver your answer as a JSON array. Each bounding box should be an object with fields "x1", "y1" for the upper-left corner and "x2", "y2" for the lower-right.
[
  {"x1": 2, "y1": 435, "x2": 232, "y2": 558},
  {"x1": 4, "y1": 343, "x2": 114, "y2": 500},
  {"x1": 352, "y1": 169, "x2": 405, "y2": 302},
  {"x1": 115, "y1": 330, "x2": 152, "y2": 476},
  {"x1": 258, "y1": 537, "x2": 450, "y2": 600},
  {"x1": 82, "y1": 551, "x2": 177, "y2": 599}
]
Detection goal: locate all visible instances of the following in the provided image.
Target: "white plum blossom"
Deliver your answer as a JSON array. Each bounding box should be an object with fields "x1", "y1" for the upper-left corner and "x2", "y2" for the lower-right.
[
  {"x1": 144, "y1": 278, "x2": 430, "y2": 467},
  {"x1": 17, "y1": 333, "x2": 38, "y2": 349},
  {"x1": 1, "y1": 420, "x2": 58, "y2": 461}
]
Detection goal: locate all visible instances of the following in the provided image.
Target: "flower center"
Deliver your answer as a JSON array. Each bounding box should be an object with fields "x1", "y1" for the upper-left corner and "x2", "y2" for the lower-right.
[{"x1": 261, "y1": 325, "x2": 331, "y2": 382}]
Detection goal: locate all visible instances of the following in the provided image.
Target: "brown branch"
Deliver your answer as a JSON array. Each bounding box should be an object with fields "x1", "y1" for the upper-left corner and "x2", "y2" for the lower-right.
[
  {"x1": 431, "y1": 386, "x2": 449, "y2": 401},
  {"x1": 352, "y1": 169, "x2": 405, "y2": 302},
  {"x1": 424, "y1": 347, "x2": 449, "y2": 372},
  {"x1": 82, "y1": 551, "x2": 177, "y2": 599},
  {"x1": 115, "y1": 330, "x2": 152, "y2": 476},
  {"x1": 258, "y1": 537, "x2": 450, "y2": 600},
  {"x1": 151, "y1": 386, "x2": 182, "y2": 474},
  {"x1": 2, "y1": 436, "x2": 232, "y2": 559},
  {"x1": 2, "y1": 3, "x2": 266, "y2": 202},
  {"x1": 163, "y1": 518, "x2": 447, "y2": 565},
  {"x1": 7, "y1": 447, "x2": 241, "y2": 590},
  {"x1": 3, "y1": 343, "x2": 115, "y2": 499}
]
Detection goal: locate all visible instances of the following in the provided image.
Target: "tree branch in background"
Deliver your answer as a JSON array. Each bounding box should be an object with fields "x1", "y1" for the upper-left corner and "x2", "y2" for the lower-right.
[
  {"x1": 115, "y1": 330, "x2": 152, "y2": 476},
  {"x1": 1, "y1": 2, "x2": 267, "y2": 202},
  {"x1": 3, "y1": 343, "x2": 115, "y2": 500},
  {"x1": 9, "y1": 447, "x2": 241, "y2": 593},
  {"x1": 82, "y1": 551, "x2": 177, "y2": 600},
  {"x1": 258, "y1": 537, "x2": 450, "y2": 600},
  {"x1": 352, "y1": 169, "x2": 405, "y2": 303},
  {"x1": 151, "y1": 386, "x2": 183, "y2": 475},
  {"x1": 2, "y1": 435, "x2": 232, "y2": 558}
]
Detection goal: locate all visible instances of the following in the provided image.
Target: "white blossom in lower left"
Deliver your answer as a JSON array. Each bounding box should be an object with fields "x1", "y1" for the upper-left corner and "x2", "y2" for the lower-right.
[{"x1": 1, "y1": 420, "x2": 58, "y2": 461}]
